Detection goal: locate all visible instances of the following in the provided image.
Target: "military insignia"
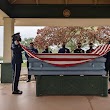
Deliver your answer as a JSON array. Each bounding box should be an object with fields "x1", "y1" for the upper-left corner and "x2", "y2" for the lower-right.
[{"x1": 63, "y1": 9, "x2": 71, "y2": 17}]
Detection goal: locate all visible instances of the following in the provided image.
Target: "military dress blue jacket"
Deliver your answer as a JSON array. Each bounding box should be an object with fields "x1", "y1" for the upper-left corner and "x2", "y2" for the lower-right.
[
  {"x1": 58, "y1": 47, "x2": 70, "y2": 53},
  {"x1": 104, "y1": 51, "x2": 110, "y2": 61},
  {"x1": 11, "y1": 43, "x2": 23, "y2": 64},
  {"x1": 42, "y1": 49, "x2": 52, "y2": 53},
  {"x1": 25, "y1": 48, "x2": 38, "y2": 59}
]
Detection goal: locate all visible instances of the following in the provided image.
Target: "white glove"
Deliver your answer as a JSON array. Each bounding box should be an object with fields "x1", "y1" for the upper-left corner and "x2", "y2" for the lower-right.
[{"x1": 14, "y1": 40, "x2": 19, "y2": 45}]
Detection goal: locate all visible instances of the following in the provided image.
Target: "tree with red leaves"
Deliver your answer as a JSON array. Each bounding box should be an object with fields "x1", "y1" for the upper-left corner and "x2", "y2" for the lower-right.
[{"x1": 34, "y1": 26, "x2": 110, "y2": 52}]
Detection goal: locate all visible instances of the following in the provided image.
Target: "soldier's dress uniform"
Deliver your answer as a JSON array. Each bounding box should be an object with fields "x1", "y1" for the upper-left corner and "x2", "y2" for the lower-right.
[
  {"x1": 42, "y1": 49, "x2": 52, "y2": 53},
  {"x1": 104, "y1": 51, "x2": 110, "y2": 76},
  {"x1": 74, "y1": 48, "x2": 85, "y2": 53},
  {"x1": 104, "y1": 42, "x2": 110, "y2": 93},
  {"x1": 86, "y1": 48, "x2": 94, "y2": 53},
  {"x1": 25, "y1": 47, "x2": 38, "y2": 82},
  {"x1": 11, "y1": 42, "x2": 23, "y2": 94},
  {"x1": 103, "y1": 41, "x2": 110, "y2": 80},
  {"x1": 58, "y1": 47, "x2": 70, "y2": 53}
]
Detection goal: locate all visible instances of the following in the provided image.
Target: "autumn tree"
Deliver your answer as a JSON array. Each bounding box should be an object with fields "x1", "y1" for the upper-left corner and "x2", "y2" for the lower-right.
[{"x1": 34, "y1": 26, "x2": 110, "y2": 52}]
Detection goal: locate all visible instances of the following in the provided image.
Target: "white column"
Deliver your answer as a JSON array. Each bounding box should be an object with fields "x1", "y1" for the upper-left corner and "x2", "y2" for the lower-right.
[{"x1": 3, "y1": 17, "x2": 14, "y2": 63}]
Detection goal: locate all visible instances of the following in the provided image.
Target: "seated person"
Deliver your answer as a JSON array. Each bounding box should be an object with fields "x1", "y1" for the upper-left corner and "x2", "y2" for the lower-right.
[
  {"x1": 25, "y1": 42, "x2": 38, "y2": 82},
  {"x1": 42, "y1": 46, "x2": 52, "y2": 53},
  {"x1": 86, "y1": 43, "x2": 94, "y2": 53},
  {"x1": 58, "y1": 42, "x2": 70, "y2": 53},
  {"x1": 74, "y1": 42, "x2": 85, "y2": 53}
]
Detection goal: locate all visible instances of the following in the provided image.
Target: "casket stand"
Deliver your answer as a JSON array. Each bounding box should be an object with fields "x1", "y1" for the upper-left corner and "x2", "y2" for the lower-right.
[{"x1": 28, "y1": 56, "x2": 108, "y2": 97}]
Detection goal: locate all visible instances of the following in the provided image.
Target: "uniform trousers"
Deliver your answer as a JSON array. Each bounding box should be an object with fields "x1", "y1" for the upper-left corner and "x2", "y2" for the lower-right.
[
  {"x1": 12, "y1": 63, "x2": 21, "y2": 91},
  {"x1": 27, "y1": 60, "x2": 36, "y2": 80},
  {"x1": 105, "y1": 60, "x2": 110, "y2": 77}
]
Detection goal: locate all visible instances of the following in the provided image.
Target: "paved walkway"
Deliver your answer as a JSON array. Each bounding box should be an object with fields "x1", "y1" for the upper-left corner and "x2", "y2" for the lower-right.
[
  {"x1": 0, "y1": 81, "x2": 110, "y2": 110},
  {"x1": 0, "y1": 66, "x2": 110, "y2": 110}
]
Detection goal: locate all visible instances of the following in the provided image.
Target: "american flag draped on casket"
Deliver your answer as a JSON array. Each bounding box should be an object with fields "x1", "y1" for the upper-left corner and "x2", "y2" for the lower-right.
[{"x1": 21, "y1": 44, "x2": 110, "y2": 67}]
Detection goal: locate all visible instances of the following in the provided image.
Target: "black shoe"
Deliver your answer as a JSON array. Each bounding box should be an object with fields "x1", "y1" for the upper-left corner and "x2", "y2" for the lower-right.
[
  {"x1": 12, "y1": 90, "x2": 23, "y2": 94},
  {"x1": 108, "y1": 89, "x2": 110, "y2": 94},
  {"x1": 35, "y1": 77, "x2": 36, "y2": 81},
  {"x1": 27, "y1": 79, "x2": 31, "y2": 82}
]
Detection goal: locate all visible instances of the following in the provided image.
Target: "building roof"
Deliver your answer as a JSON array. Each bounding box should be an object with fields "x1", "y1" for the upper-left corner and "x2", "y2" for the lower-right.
[
  {"x1": 0, "y1": 0, "x2": 109, "y2": 18},
  {"x1": 8, "y1": 0, "x2": 110, "y2": 4},
  {"x1": 0, "y1": 0, "x2": 110, "y2": 26}
]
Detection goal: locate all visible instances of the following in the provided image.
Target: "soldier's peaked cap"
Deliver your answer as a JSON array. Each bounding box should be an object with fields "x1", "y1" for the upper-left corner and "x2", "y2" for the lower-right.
[{"x1": 12, "y1": 32, "x2": 20, "y2": 37}]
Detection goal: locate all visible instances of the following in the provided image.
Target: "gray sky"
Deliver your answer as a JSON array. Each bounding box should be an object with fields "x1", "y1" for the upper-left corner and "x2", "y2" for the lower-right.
[{"x1": 0, "y1": 26, "x2": 44, "y2": 57}]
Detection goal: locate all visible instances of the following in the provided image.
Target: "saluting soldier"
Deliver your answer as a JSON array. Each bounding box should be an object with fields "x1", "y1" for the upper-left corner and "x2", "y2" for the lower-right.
[
  {"x1": 11, "y1": 33, "x2": 23, "y2": 94},
  {"x1": 74, "y1": 42, "x2": 85, "y2": 53}
]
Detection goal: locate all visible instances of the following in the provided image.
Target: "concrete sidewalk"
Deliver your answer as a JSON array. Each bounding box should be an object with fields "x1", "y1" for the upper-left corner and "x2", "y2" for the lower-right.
[
  {"x1": 0, "y1": 66, "x2": 110, "y2": 110},
  {"x1": 0, "y1": 81, "x2": 110, "y2": 110}
]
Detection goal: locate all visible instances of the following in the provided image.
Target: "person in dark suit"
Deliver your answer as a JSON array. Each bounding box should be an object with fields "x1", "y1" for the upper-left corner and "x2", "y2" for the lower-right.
[
  {"x1": 74, "y1": 42, "x2": 85, "y2": 53},
  {"x1": 58, "y1": 43, "x2": 70, "y2": 53},
  {"x1": 25, "y1": 42, "x2": 38, "y2": 82},
  {"x1": 104, "y1": 41, "x2": 110, "y2": 78},
  {"x1": 42, "y1": 46, "x2": 52, "y2": 53},
  {"x1": 86, "y1": 43, "x2": 95, "y2": 53},
  {"x1": 11, "y1": 33, "x2": 23, "y2": 94},
  {"x1": 103, "y1": 41, "x2": 110, "y2": 94}
]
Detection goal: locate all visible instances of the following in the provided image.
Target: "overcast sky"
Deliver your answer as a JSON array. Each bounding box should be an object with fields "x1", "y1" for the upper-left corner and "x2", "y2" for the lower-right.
[{"x1": 0, "y1": 26, "x2": 44, "y2": 57}]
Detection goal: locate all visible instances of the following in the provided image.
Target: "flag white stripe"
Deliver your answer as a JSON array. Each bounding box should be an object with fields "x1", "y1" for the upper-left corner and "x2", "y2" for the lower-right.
[
  {"x1": 92, "y1": 46, "x2": 100, "y2": 54},
  {"x1": 100, "y1": 45, "x2": 110, "y2": 56},
  {"x1": 99, "y1": 45, "x2": 109, "y2": 55},
  {"x1": 20, "y1": 44, "x2": 110, "y2": 67},
  {"x1": 98, "y1": 45, "x2": 107, "y2": 55},
  {"x1": 95, "y1": 45, "x2": 105, "y2": 54},
  {"x1": 99, "y1": 45, "x2": 107, "y2": 55},
  {"x1": 36, "y1": 55, "x2": 98, "y2": 59},
  {"x1": 44, "y1": 59, "x2": 91, "y2": 65}
]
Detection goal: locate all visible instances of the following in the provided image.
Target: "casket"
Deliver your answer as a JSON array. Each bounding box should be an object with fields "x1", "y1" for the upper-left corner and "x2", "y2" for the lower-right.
[
  {"x1": 29, "y1": 57, "x2": 106, "y2": 75},
  {"x1": 28, "y1": 56, "x2": 108, "y2": 97}
]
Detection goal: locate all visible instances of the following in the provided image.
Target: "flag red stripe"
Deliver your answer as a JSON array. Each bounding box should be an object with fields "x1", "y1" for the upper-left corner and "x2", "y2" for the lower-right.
[
  {"x1": 48, "y1": 59, "x2": 92, "y2": 67},
  {"x1": 96, "y1": 45, "x2": 105, "y2": 54},
  {"x1": 100, "y1": 45, "x2": 110, "y2": 56},
  {"x1": 20, "y1": 44, "x2": 109, "y2": 67}
]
